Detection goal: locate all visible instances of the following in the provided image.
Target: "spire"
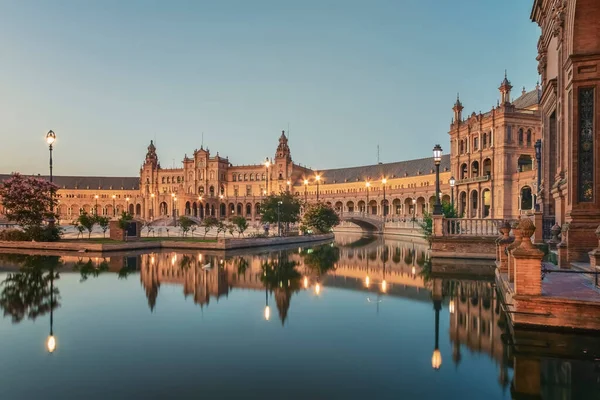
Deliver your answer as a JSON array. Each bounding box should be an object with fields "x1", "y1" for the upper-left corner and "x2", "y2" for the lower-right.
[
  {"x1": 452, "y1": 93, "x2": 464, "y2": 123},
  {"x1": 522, "y1": 86, "x2": 526, "y2": 96},
  {"x1": 499, "y1": 70, "x2": 512, "y2": 105}
]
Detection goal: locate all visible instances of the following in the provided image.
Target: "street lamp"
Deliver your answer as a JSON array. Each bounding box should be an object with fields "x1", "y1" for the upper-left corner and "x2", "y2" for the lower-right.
[
  {"x1": 112, "y1": 194, "x2": 116, "y2": 217},
  {"x1": 150, "y1": 193, "x2": 155, "y2": 220},
  {"x1": 126, "y1": 197, "x2": 130, "y2": 215},
  {"x1": 449, "y1": 176, "x2": 456, "y2": 210},
  {"x1": 412, "y1": 198, "x2": 417, "y2": 227},
  {"x1": 534, "y1": 139, "x2": 542, "y2": 211},
  {"x1": 171, "y1": 193, "x2": 176, "y2": 225},
  {"x1": 303, "y1": 179, "x2": 309, "y2": 204},
  {"x1": 264, "y1": 158, "x2": 271, "y2": 195},
  {"x1": 45, "y1": 130, "x2": 56, "y2": 226},
  {"x1": 433, "y1": 144, "x2": 443, "y2": 215},
  {"x1": 277, "y1": 200, "x2": 283, "y2": 236},
  {"x1": 94, "y1": 195, "x2": 99, "y2": 216},
  {"x1": 365, "y1": 181, "x2": 371, "y2": 214},
  {"x1": 315, "y1": 175, "x2": 321, "y2": 201},
  {"x1": 382, "y1": 178, "x2": 387, "y2": 219},
  {"x1": 286, "y1": 180, "x2": 291, "y2": 194}
]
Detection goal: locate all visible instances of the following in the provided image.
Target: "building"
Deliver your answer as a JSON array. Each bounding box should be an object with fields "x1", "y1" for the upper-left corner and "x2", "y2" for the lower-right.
[
  {"x1": 449, "y1": 77, "x2": 541, "y2": 219},
  {"x1": 531, "y1": 0, "x2": 600, "y2": 261}
]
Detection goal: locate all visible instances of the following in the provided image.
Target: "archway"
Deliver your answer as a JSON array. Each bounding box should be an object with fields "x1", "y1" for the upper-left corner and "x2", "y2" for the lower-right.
[
  {"x1": 470, "y1": 190, "x2": 479, "y2": 218},
  {"x1": 335, "y1": 201, "x2": 343, "y2": 213},
  {"x1": 460, "y1": 163, "x2": 468, "y2": 180},
  {"x1": 237, "y1": 203, "x2": 243, "y2": 215},
  {"x1": 404, "y1": 198, "x2": 414, "y2": 218},
  {"x1": 220, "y1": 203, "x2": 226, "y2": 218},
  {"x1": 471, "y1": 160, "x2": 479, "y2": 178},
  {"x1": 159, "y1": 202, "x2": 168, "y2": 216},
  {"x1": 520, "y1": 186, "x2": 533, "y2": 211},
  {"x1": 392, "y1": 198, "x2": 401, "y2": 215},
  {"x1": 482, "y1": 189, "x2": 491, "y2": 218},
  {"x1": 229, "y1": 203, "x2": 235, "y2": 216},
  {"x1": 416, "y1": 196, "x2": 426, "y2": 216},
  {"x1": 346, "y1": 201, "x2": 355, "y2": 212},
  {"x1": 459, "y1": 192, "x2": 467, "y2": 217},
  {"x1": 483, "y1": 158, "x2": 492, "y2": 177},
  {"x1": 185, "y1": 201, "x2": 191, "y2": 215},
  {"x1": 136, "y1": 203, "x2": 141, "y2": 216},
  {"x1": 368, "y1": 200, "x2": 377, "y2": 215},
  {"x1": 246, "y1": 203, "x2": 252, "y2": 217},
  {"x1": 357, "y1": 200, "x2": 365, "y2": 213}
]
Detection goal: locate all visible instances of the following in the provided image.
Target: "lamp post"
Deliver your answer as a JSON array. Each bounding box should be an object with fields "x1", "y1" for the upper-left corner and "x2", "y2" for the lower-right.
[
  {"x1": 315, "y1": 175, "x2": 321, "y2": 201},
  {"x1": 433, "y1": 144, "x2": 443, "y2": 215},
  {"x1": 150, "y1": 193, "x2": 155, "y2": 220},
  {"x1": 534, "y1": 139, "x2": 542, "y2": 211},
  {"x1": 112, "y1": 194, "x2": 116, "y2": 217},
  {"x1": 303, "y1": 179, "x2": 308, "y2": 204},
  {"x1": 264, "y1": 158, "x2": 271, "y2": 195},
  {"x1": 219, "y1": 194, "x2": 224, "y2": 219},
  {"x1": 171, "y1": 193, "x2": 176, "y2": 225},
  {"x1": 382, "y1": 178, "x2": 387, "y2": 219},
  {"x1": 449, "y1": 176, "x2": 455, "y2": 210},
  {"x1": 412, "y1": 198, "x2": 417, "y2": 227},
  {"x1": 286, "y1": 180, "x2": 291, "y2": 194},
  {"x1": 432, "y1": 299, "x2": 442, "y2": 370},
  {"x1": 126, "y1": 197, "x2": 130, "y2": 215},
  {"x1": 45, "y1": 130, "x2": 56, "y2": 227},
  {"x1": 365, "y1": 181, "x2": 371, "y2": 214},
  {"x1": 94, "y1": 195, "x2": 99, "y2": 216},
  {"x1": 277, "y1": 200, "x2": 283, "y2": 237}
]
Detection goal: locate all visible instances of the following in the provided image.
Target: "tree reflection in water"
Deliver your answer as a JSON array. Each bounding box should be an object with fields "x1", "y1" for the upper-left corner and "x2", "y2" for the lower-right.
[
  {"x1": 0, "y1": 255, "x2": 61, "y2": 324},
  {"x1": 73, "y1": 258, "x2": 109, "y2": 282}
]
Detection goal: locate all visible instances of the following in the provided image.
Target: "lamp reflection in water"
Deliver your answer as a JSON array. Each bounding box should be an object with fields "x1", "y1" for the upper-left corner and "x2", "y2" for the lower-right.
[
  {"x1": 314, "y1": 282, "x2": 321, "y2": 295},
  {"x1": 47, "y1": 268, "x2": 56, "y2": 353},
  {"x1": 264, "y1": 287, "x2": 270, "y2": 321},
  {"x1": 431, "y1": 299, "x2": 442, "y2": 370},
  {"x1": 365, "y1": 276, "x2": 370, "y2": 288},
  {"x1": 303, "y1": 276, "x2": 309, "y2": 289},
  {"x1": 449, "y1": 300, "x2": 455, "y2": 314}
]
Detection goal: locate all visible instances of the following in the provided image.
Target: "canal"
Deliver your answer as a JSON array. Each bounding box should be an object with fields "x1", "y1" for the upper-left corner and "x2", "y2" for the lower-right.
[{"x1": 0, "y1": 233, "x2": 598, "y2": 399}]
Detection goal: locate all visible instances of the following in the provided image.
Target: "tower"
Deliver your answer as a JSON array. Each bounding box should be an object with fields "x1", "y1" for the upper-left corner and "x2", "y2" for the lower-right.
[
  {"x1": 499, "y1": 71, "x2": 512, "y2": 105},
  {"x1": 274, "y1": 130, "x2": 293, "y2": 187},
  {"x1": 452, "y1": 94, "x2": 464, "y2": 123}
]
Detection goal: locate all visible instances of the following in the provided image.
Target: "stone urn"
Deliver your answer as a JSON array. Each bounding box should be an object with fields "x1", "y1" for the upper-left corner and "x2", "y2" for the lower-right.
[
  {"x1": 517, "y1": 218, "x2": 536, "y2": 249},
  {"x1": 497, "y1": 220, "x2": 512, "y2": 241}
]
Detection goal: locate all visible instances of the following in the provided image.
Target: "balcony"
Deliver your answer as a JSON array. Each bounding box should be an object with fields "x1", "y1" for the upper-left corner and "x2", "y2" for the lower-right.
[{"x1": 456, "y1": 174, "x2": 490, "y2": 185}]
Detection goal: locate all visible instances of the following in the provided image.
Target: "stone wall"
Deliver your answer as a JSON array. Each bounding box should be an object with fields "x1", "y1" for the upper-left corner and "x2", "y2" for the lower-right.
[{"x1": 431, "y1": 236, "x2": 497, "y2": 259}]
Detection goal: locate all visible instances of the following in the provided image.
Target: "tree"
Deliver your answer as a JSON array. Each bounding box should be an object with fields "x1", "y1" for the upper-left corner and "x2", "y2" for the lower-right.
[
  {"x1": 420, "y1": 201, "x2": 458, "y2": 245},
  {"x1": 302, "y1": 203, "x2": 340, "y2": 234},
  {"x1": 216, "y1": 221, "x2": 226, "y2": 239},
  {"x1": 0, "y1": 173, "x2": 60, "y2": 241},
  {"x1": 226, "y1": 223, "x2": 236, "y2": 237},
  {"x1": 301, "y1": 244, "x2": 340, "y2": 276},
  {"x1": 231, "y1": 216, "x2": 249, "y2": 237},
  {"x1": 75, "y1": 223, "x2": 85, "y2": 239},
  {"x1": 260, "y1": 193, "x2": 301, "y2": 229},
  {"x1": 202, "y1": 216, "x2": 218, "y2": 239},
  {"x1": 95, "y1": 216, "x2": 110, "y2": 238},
  {"x1": 178, "y1": 216, "x2": 195, "y2": 237},
  {"x1": 77, "y1": 212, "x2": 96, "y2": 238},
  {"x1": 117, "y1": 211, "x2": 133, "y2": 231}
]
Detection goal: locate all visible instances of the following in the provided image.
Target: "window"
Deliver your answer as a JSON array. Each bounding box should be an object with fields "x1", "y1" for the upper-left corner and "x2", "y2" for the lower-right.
[
  {"x1": 246, "y1": 185, "x2": 252, "y2": 196},
  {"x1": 244, "y1": 174, "x2": 247, "y2": 181},
  {"x1": 526, "y1": 129, "x2": 532, "y2": 145},
  {"x1": 482, "y1": 133, "x2": 487, "y2": 148},
  {"x1": 518, "y1": 128, "x2": 524, "y2": 145},
  {"x1": 518, "y1": 155, "x2": 533, "y2": 172},
  {"x1": 233, "y1": 174, "x2": 237, "y2": 182},
  {"x1": 250, "y1": 174, "x2": 254, "y2": 181},
  {"x1": 474, "y1": 137, "x2": 479, "y2": 151}
]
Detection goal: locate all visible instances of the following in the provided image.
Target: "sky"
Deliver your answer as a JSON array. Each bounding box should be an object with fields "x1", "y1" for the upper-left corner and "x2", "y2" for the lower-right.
[{"x1": 0, "y1": 0, "x2": 540, "y2": 177}]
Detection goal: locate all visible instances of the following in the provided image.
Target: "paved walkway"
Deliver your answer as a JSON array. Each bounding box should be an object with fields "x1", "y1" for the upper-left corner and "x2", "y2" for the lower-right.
[{"x1": 542, "y1": 262, "x2": 600, "y2": 302}]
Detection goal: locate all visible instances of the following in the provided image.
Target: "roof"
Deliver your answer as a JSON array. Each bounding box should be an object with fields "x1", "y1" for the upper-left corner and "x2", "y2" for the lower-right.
[
  {"x1": 0, "y1": 174, "x2": 139, "y2": 190},
  {"x1": 512, "y1": 88, "x2": 540, "y2": 109},
  {"x1": 317, "y1": 154, "x2": 450, "y2": 184}
]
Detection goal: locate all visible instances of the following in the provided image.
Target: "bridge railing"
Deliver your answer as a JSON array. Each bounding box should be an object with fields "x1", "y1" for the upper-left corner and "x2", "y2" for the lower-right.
[
  {"x1": 339, "y1": 211, "x2": 384, "y2": 221},
  {"x1": 442, "y1": 218, "x2": 502, "y2": 237}
]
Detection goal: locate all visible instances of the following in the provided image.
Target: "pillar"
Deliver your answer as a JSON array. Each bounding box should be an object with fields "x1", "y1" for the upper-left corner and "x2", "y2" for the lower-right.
[
  {"x1": 496, "y1": 221, "x2": 513, "y2": 273},
  {"x1": 557, "y1": 223, "x2": 570, "y2": 269},
  {"x1": 533, "y1": 211, "x2": 544, "y2": 244},
  {"x1": 506, "y1": 221, "x2": 522, "y2": 283},
  {"x1": 512, "y1": 218, "x2": 544, "y2": 296}
]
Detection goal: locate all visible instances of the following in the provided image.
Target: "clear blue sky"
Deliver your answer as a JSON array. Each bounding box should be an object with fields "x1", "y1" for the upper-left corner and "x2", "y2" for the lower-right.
[{"x1": 0, "y1": 0, "x2": 539, "y2": 177}]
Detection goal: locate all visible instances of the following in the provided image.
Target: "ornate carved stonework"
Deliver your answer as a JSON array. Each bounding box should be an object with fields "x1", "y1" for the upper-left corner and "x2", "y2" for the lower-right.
[{"x1": 578, "y1": 88, "x2": 595, "y2": 202}]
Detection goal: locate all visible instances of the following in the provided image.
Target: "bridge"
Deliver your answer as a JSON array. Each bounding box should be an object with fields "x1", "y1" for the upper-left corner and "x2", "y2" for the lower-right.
[{"x1": 337, "y1": 212, "x2": 385, "y2": 233}]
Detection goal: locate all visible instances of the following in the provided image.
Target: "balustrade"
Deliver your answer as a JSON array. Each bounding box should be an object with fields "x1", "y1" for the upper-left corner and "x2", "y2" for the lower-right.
[{"x1": 443, "y1": 218, "x2": 502, "y2": 236}]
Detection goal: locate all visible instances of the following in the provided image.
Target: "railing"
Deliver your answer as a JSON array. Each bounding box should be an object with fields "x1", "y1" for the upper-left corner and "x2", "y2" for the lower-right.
[
  {"x1": 542, "y1": 216, "x2": 555, "y2": 240},
  {"x1": 443, "y1": 218, "x2": 502, "y2": 236},
  {"x1": 339, "y1": 211, "x2": 384, "y2": 222}
]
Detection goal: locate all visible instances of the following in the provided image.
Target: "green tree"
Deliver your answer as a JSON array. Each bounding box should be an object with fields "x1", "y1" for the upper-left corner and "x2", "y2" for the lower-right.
[
  {"x1": 231, "y1": 216, "x2": 249, "y2": 237},
  {"x1": 302, "y1": 203, "x2": 340, "y2": 234},
  {"x1": 419, "y1": 201, "x2": 458, "y2": 244},
  {"x1": 0, "y1": 173, "x2": 61, "y2": 241},
  {"x1": 202, "y1": 216, "x2": 218, "y2": 239},
  {"x1": 226, "y1": 223, "x2": 236, "y2": 237},
  {"x1": 77, "y1": 212, "x2": 96, "y2": 238},
  {"x1": 117, "y1": 211, "x2": 133, "y2": 230},
  {"x1": 260, "y1": 193, "x2": 301, "y2": 228},
  {"x1": 216, "y1": 221, "x2": 226, "y2": 238},
  {"x1": 95, "y1": 216, "x2": 110, "y2": 238},
  {"x1": 74, "y1": 223, "x2": 85, "y2": 239},
  {"x1": 178, "y1": 216, "x2": 195, "y2": 237}
]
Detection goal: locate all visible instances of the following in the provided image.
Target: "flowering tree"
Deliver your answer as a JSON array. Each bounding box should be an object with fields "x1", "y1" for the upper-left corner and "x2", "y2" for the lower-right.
[{"x1": 0, "y1": 173, "x2": 60, "y2": 240}]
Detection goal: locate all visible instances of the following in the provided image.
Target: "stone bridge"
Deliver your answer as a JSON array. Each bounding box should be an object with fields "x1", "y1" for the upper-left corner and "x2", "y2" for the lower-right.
[{"x1": 338, "y1": 212, "x2": 385, "y2": 233}]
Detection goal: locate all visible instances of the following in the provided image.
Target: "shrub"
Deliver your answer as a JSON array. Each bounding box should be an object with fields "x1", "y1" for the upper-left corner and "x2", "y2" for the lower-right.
[{"x1": 0, "y1": 229, "x2": 29, "y2": 241}]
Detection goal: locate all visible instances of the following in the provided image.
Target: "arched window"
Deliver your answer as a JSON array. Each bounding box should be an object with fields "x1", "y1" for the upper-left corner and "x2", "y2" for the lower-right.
[
  {"x1": 250, "y1": 174, "x2": 254, "y2": 181},
  {"x1": 220, "y1": 185, "x2": 225, "y2": 195},
  {"x1": 471, "y1": 160, "x2": 479, "y2": 177},
  {"x1": 161, "y1": 177, "x2": 165, "y2": 184},
  {"x1": 526, "y1": 129, "x2": 532, "y2": 145},
  {"x1": 209, "y1": 186, "x2": 215, "y2": 196},
  {"x1": 518, "y1": 129, "x2": 524, "y2": 145},
  {"x1": 166, "y1": 177, "x2": 170, "y2": 183},
  {"x1": 520, "y1": 186, "x2": 533, "y2": 210},
  {"x1": 232, "y1": 174, "x2": 237, "y2": 182},
  {"x1": 483, "y1": 158, "x2": 492, "y2": 177},
  {"x1": 199, "y1": 186, "x2": 204, "y2": 194},
  {"x1": 473, "y1": 137, "x2": 479, "y2": 151},
  {"x1": 460, "y1": 163, "x2": 468, "y2": 180},
  {"x1": 244, "y1": 174, "x2": 247, "y2": 181},
  {"x1": 177, "y1": 177, "x2": 181, "y2": 183}
]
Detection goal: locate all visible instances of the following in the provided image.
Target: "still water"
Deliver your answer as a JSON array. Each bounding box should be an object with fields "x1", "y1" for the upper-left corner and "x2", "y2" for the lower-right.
[{"x1": 0, "y1": 233, "x2": 598, "y2": 399}]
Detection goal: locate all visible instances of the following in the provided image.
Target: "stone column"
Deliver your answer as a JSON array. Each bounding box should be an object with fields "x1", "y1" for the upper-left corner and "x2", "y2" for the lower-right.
[
  {"x1": 512, "y1": 218, "x2": 544, "y2": 296},
  {"x1": 533, "y1": 212, "x2": 544, "y2": 244},
  {"x1": 557, "y1": 223, "x2": 570, "y2": 269},
  {"x1": 496, "y1": 220, "x2": 513, "y2": 273},
  {"x1": 506, "y1": 220, "x2": 522, "y2": 283},
  {"x1": 587, "y1": 225, "x2": 600, "y2": 270},
  {"x1": 432, "y1": 214, "x2": 443, "y2": 237}
]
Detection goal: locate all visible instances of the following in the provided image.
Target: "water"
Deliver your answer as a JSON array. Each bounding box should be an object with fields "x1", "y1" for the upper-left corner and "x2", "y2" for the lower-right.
[{"x1": 0, "y1": 233, "x2": 598, "y2": 399}]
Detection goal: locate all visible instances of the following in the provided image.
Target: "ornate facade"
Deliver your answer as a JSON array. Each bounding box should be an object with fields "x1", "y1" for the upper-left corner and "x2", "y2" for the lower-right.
[
  {"x1": 449, "y1": 78, "x2": 541, "y2": 219},
  {"x1": 532, "y1": 0, "x2": 600, "y2": 261}
]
